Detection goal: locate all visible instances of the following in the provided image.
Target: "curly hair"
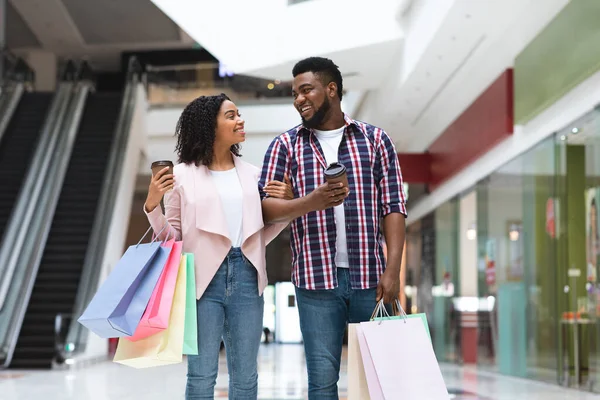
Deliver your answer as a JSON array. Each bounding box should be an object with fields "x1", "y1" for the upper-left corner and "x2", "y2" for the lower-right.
[
  {"x1": 175, "y1": 93, "x2": 241, "y2": 166},
  {"x1": 292, "y1": 57, "x2": 343, "y2": 101}
]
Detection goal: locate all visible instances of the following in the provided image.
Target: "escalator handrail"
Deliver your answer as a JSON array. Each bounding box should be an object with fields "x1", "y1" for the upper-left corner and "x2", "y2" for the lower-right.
[
  {"x1": 0, "y1": 83, "x2": 73, "y2": 311},
  {"x1": 0, "y1": 82, "x2": 73, "y2": 366},
  {"x1": 64, "y1": 57, "x2": 143, "y2": 358},
  {"x1": 0, "y1": 83, "x2": 25, "y2": 146},
  {"x1": 1, "y1": 51, "x2": 35, "y2": 89},
  {"x1": 0, "y1": 52, "x2": 39, "y2": 147},
  {"x1": 0, "y1": 59, "x2": 84, "y2": 312},
  {"x1": 0, "y1": 78, "x2": 93, "y2": 368}
]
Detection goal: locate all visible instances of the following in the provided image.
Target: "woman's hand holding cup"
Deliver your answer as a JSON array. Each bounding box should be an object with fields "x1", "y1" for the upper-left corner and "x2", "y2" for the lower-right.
[{"x1": 145, "y1": 166, "x2": 174, "y2": 213}]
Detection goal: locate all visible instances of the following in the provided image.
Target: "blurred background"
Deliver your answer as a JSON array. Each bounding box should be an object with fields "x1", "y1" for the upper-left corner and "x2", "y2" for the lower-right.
[{"x1": 1, "y1": 0, "x2": 600, "y2": 398}]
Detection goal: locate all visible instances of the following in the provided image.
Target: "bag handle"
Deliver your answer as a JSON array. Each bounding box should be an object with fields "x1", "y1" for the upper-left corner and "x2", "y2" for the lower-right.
[
  {"x1": 391, "y1": 299, "x2": 408, "y2": 319},
  {"x1": 370, "y1": 299, "x2": 408, "y2": 324},
  {"x1": 151, "y1": 223, "x2": 172, "y2": 243},
  {"x1": 135, "y1": 223, "x2": 168, "y2": 248}
]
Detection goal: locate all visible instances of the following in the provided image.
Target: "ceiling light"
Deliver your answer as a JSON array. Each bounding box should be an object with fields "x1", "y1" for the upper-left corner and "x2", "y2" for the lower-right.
[
  {"x1": 560, "y1": 135, "x2": 567, "y2": 141},
  {"x1": 466, "y1": 223, "x2": 477, "y2": 240},
  {"x1": 267, "y1": 83, "x2": 275, "y2": 90},
  {"x1": 572, "y1": 127, "x2": 579, "y2": 134},
  {"x1": 509, "y1": 224, "x2": 520, "y2": 241},
  {"x1": 274, "y1": 79, "x2": 281, "y2": 84}
]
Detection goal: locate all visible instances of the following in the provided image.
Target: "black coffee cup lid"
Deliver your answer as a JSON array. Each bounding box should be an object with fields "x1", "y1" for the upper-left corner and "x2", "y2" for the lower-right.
[{"x1": 324, "y1": 162, "x2": 346, "y2": 178}]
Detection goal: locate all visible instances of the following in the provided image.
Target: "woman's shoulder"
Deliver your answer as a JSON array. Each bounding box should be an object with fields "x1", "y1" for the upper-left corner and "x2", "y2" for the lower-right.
[
  {"x1": 235, "y1": 157, "x2": 260, "y2": 175},
  {"x1": 174, "y1": 162, "x2": 205, "y2": 175}
]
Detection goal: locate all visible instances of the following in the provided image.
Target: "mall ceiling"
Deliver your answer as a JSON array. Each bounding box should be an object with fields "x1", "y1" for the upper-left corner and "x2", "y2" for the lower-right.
[
  {"x1": 6, "y1": 0, "x2": 195, "y2": 70},
  {"x1": 7, "y1": 0, "x2": 572, "y2": 153},
  {"x1": 151, "y1": 0, "x2": 570, "y2": 152}
]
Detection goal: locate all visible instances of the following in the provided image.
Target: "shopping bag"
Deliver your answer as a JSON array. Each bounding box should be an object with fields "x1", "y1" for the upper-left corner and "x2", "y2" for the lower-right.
[
  {"x1": 360, "y1": 301, "x2": 448, "y2": 399},
  {"x1": 78, "y1": 227, "x2": 171, "y2": 338},
  {"x1": 356, "y1": 324, "x2": 385, "y2": 400},
  {"x1": 182, "y1": 253, "x2": 198, "y2": 355},
  {"x1": 348, "y1": 324, "x2": 382, "y2": 400},
  {"x1": 127, "y1": 240, "x2": 183, "y2": 341},
  {"x1": 113, "y1": 254, "x2": 187, "y2": 368},
  {"x1": 377, "y1": 301, "x2": 431, "y2": 340}
]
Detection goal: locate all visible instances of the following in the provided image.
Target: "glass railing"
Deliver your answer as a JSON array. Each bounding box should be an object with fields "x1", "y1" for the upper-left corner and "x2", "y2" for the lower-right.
[
  {"x1": 0, "y1": 61, "x2": 81, "y2": 368},
  {"x1": 61, "y1": 57, "x2": 143, "y2": 363},
  {"x1": 145, "y1": 62, "x2": 293, "y2": 108},
  {"x1": 0, "y1": 51, "x2": 35, "y2": 141}
]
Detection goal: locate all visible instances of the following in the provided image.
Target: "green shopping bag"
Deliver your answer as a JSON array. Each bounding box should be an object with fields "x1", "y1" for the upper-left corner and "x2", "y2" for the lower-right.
[
  {"x1": 372, "y1": 300, "x2": 431, "y2": 341},
  {"x1": 182, "y1": 253, "x2": 198, "y2": 355}
]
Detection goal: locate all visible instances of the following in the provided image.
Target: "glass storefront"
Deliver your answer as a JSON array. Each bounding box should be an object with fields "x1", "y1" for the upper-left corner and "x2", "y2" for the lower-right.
[
  {"x1": 555, "y1": 107, "x2": 600, "y2": 390},
  {"x1": 433, "y1": 199, "x2": 460, "y2": 363},
  {"x1": 476, "y1": 135, "x2": 558, "y2": 382},
  {"x1": 408, "y1": 106, "x2": 600, "y2": 392}
]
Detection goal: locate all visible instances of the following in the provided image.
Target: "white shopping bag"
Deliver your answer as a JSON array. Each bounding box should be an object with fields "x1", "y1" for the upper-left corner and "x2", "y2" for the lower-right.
[
  {"x1": 348, "y1": 324, "x2": 381, "y2": 400},
  {"x1": 359, "y1": 300, "x2": 448, "y2": 399}
]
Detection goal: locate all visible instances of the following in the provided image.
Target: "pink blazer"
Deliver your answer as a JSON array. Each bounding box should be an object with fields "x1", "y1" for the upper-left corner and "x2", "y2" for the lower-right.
[{"x1": 145, "y1": 156, "x2": 286, "y2": 299}]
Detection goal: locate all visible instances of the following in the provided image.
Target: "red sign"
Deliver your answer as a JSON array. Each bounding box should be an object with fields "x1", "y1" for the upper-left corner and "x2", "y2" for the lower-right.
[
  {"x1": 546, "y1": 198, "x2": 555, "y2": 238},
  {"x1": 486, "y1": 260, "x2": 496, "y2": 286}
]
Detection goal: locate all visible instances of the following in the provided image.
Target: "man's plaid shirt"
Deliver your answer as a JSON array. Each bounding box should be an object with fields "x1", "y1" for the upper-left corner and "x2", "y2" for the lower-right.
[{"x1": 260, "y1": 115, "x2": 407, "y2": 290}]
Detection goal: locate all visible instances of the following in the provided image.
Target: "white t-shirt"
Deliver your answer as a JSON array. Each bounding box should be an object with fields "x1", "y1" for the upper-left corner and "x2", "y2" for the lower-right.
[
  {"x1": 209, "y1": 168, "x2": 243, "y2": 247},
  {"x1": 314, "y1": 126, "x2": 349, "y2": 268}
]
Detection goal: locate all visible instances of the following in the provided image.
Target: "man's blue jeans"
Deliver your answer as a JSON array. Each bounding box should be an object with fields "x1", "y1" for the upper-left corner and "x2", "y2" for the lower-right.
[
  {"x1": 295, "y1": 268, "x2": 378, "y2": 400},
  {"x1": 186, "y1": 248, "x2": 264, "y2": 400}
]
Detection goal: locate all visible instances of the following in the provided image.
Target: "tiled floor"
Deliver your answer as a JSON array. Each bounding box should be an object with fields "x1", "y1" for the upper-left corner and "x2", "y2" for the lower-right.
[{"x1": 1, "y1": 344, "x2": 600, "y2": 399}]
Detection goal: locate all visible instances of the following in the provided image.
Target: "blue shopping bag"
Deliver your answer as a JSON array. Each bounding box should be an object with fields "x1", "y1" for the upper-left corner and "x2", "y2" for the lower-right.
[{"x1": 78, "y1": 227, "x2": 172, "y2": 338}]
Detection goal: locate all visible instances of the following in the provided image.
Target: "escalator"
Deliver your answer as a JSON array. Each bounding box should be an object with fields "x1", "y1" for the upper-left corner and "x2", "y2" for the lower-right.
[
  {"x1": 10, "y1": 92, "x2": 122, "y2": 369},
  {"x1": 0, "y1": 93, "x2": 53, "y2": 240}
]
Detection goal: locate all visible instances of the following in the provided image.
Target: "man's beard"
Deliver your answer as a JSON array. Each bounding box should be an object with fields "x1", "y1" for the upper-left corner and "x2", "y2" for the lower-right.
[{"x1": 301, "y1": 97, "x2": 331, "y2": 129}]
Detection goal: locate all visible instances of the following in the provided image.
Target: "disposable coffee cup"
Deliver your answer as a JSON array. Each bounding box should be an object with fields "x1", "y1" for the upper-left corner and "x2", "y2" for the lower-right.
[
  {"x1": 151, "y1": 160, "x2": 174, "y2": 177},
  {"x1": 324, "y1": 162, "x2": 348, "y2": 188}
]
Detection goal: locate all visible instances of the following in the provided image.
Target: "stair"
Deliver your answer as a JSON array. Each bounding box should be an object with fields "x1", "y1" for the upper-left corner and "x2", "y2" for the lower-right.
[
  {"x1": 10, "y1": 92, "x2": 122, "y2": 369},
  {"x1": 0, "y1": 92, "x2": 53, "y2": 240}
]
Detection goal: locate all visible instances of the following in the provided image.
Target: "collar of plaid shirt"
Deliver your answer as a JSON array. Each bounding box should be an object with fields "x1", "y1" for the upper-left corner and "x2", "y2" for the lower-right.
[{"x1": 260, "y1": 114, "x2": 407, "y2": 291}]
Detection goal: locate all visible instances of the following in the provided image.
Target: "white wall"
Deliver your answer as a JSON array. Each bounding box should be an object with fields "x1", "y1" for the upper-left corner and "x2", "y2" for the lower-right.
[
  {"x1": 407, "y1": 68, "x2": 600, "y2": 224},
  {"x1": 459, "y1": 190, "x2": 478, "y2": 297},
  {"x1": 78, "y1": 84, "x2": 148, "y2": 362},
  {"x1": 25, "y1": 50, "x2": 57, "y2": 91}
]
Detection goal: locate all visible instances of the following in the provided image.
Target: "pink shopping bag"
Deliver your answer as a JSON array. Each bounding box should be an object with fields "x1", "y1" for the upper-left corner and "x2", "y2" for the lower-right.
[{"x1": 127, "y1": 239, "x2": 183, "y2": 341}]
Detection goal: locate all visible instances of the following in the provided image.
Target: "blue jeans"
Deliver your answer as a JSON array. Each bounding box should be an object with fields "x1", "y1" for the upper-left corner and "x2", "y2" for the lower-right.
[
  {"x1": 186, "y1": 248, "x2": 264, "y2": 400},
  {"x1": 295, "y1": 268, "x2": 378, "y2": 400}
]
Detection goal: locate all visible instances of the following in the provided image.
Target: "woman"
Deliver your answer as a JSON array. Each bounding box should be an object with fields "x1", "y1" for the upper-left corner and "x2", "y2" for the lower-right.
[{"x1": 144, "y1": 94, "x2": 291, "y2": 399}]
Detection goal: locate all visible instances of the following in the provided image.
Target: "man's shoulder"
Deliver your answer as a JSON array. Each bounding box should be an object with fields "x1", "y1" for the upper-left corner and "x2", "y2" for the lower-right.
[
  {"x1": 272, "y1": 124, "x2": 303, "y2": 147},
  {"x1": 350, "y1": 118, "x2": 387, "y2": 137},
  {"x1": 280, "y1": 124, "x2": 303, "y2": 140}
]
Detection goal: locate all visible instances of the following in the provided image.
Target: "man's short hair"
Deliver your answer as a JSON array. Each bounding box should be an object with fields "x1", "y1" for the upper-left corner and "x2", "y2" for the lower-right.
[{"x1": 292, "y1": 57, "x2": 344, "y2": 101}]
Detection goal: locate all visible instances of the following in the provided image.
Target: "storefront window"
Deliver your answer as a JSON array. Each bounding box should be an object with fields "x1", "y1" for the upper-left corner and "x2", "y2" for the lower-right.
[
  {"x1": 433, "y1": 198, "x2": 460, "y2": 362},
  {"x1": 476, "y1": 136, "x2": 558, "y2": 381}
]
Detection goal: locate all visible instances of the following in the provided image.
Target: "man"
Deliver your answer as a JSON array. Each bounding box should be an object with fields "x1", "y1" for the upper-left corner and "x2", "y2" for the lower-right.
[{"x1": 260, "y1": 57, "x2": 407, "y2": 399}]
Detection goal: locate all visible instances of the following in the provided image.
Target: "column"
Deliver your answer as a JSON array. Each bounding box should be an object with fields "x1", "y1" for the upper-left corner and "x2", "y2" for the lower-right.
[
  {"x1": 459, "y1": 190, "x2": 478, "y2": 363},
  {"x1": 25, "y1": 50, "x2": 57, "y2": 91},
  {"x1": 565, "y1": 144, "x2": 589, "y2": 381}
]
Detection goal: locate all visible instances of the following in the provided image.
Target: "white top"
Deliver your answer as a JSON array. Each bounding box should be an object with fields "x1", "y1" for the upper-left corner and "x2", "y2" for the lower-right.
[
  {"x1": 314, "y1": 126, "x2": 349, "y2": 268},
  {"x1": 209, "y1": 168, "x2": 244, "y2": 247}
]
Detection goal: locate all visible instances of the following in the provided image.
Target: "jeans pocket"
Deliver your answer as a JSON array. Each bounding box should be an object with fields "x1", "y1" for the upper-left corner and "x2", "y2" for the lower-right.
[{"x1": 235, "y1": 256, "x2": 259, "y2": 298}]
